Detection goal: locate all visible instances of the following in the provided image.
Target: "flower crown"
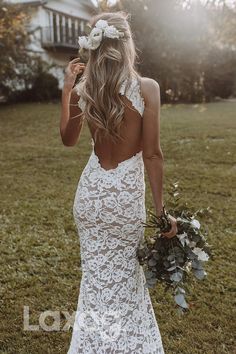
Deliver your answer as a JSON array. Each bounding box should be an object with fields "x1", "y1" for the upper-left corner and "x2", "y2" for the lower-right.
[{"x1": 78, "y1": 19, "x2": 125, "y2": 51}]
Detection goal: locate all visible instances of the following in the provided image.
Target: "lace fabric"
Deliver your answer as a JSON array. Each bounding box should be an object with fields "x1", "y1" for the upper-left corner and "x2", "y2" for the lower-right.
[
  {"x1": 74, "y1": 76, "x2": 145, "y2": 117},
  {"x1": 67, "y1": 78, "x2": 165, "y2": 353}
]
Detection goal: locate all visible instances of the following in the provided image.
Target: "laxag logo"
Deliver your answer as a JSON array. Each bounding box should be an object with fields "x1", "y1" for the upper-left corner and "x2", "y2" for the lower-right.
[
  {"x1": 23, "y1": 306, "x2": 75, "y2": 332},
  {"x1": 23, "y1": 306, "x2": 124, "y2": 341}
]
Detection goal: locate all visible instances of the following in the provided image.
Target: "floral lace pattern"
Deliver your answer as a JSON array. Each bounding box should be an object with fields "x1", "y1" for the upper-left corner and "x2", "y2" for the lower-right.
[
  {"x1": 119, "y1": 77, "x2": 145, "y2": 116},
  {"x1": 67, "y1": 79, "x2": 165, "y2": 354},
  {"x1": 75, "y1": 76, "x2": 145, "y2": 117}
]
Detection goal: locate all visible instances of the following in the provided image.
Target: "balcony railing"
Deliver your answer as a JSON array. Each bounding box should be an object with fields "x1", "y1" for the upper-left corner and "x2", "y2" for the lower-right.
[{"x1": 41, "y1": 26, "x2": 85, "y2": 50}]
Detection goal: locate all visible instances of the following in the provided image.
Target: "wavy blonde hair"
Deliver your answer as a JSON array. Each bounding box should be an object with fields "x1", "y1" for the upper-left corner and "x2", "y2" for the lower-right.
[{"x1": 78, "y1": 11, "x2": 142, "y2": 144}]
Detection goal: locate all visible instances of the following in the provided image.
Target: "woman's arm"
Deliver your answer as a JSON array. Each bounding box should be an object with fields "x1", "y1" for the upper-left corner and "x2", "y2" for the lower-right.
[
  {"x1": 142, "y1": 78, "x2": 178, "y2": 238},
  {"x1": 142, "y1": 78, "x2": 164, "y2": 217},
  {"x1": 60, "y1": 86, "x2": 84, "y2": 146},
  {"x1": 59, "y1": 57, "x2": 86, "y2": 146}
]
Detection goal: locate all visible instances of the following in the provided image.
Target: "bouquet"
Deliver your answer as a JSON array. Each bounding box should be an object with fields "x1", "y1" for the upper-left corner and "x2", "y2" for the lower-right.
[{"x1": 137, "y1": 181, "x2": 214, "y2": 314}]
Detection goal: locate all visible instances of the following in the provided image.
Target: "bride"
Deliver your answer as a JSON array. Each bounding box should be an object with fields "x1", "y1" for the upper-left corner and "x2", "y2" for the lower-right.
[{"x1": 60, "y1": 10, "x2": 177, "y2": 354}]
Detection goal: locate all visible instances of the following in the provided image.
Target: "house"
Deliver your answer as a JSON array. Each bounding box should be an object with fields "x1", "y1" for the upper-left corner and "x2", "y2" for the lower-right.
[{"x1": 8, "y1": 0, "x2": 98, "y2": 88}]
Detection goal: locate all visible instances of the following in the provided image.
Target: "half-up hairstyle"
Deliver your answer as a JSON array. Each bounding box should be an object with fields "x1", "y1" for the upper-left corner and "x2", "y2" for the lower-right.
[{"x1": 77, "y1": 11, "x2": 141, "y2": 144}]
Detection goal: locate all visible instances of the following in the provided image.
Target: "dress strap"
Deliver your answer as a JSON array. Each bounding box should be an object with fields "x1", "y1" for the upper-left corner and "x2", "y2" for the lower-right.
[
  {"x1": 74, "y1": 81, "x2": 86, "y2": 112},
  {"x1": 119, "y1": 76, "x2": 145, "y2": 117},
  {"x1": 75, "y1": 76, "x2": 145, "y2": 117}
]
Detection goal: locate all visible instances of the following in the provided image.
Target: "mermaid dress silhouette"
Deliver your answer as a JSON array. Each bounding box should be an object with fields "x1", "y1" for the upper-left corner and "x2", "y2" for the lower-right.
[{"x1": 67, "y1": 77, "x2": 165, "y2": 354}]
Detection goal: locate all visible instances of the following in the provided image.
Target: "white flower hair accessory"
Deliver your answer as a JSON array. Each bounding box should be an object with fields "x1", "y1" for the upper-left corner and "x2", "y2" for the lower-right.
[{"x1": 78, "y1": 19, "x2": 125, "y2": 50}]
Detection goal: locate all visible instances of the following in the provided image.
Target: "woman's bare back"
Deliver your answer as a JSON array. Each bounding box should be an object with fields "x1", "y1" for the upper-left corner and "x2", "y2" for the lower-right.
[{"x1": 88, "y1": 77, "x2": 151, "y2": 171}]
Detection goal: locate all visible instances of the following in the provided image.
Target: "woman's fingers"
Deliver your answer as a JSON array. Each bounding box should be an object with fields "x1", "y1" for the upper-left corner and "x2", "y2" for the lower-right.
[
  {"x1": 66, "y1": 62, "x2": 86, "y2": 75},
  {"x1": 71, "y1": 61, "x2": 85, "y2": 67},
  {"x1": 161, "y1": 218, "x2": 178, "y2": 238},
  {"x1": 70, "y1": 57, "x2": 81, "y2": 63},
  {"x1": 68, "y1": 57, "x2": 86, "y2": 72},
  {"x1": 63, "y1": 58, "x2": 86, "y2": 89},
  {"x1": 162, "y1": 230, "x2": 175, "y2": 238},
  {"x1": 72, "y1": 63, "x2": 86, "y2": 70},
  {"x1": 70, "y1": 64, "x2": 85, "y2": 71},
  {"x1": 68, "y1": 59, "x2": 80, "y2": 70},
  {"x1": 71, "y1": 64, "x2": 86, "y2": 74}
]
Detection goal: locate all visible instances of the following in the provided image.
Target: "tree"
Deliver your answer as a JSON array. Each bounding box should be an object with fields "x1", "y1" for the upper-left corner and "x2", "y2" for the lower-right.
[
  {"x1": 0, "y1": 1, "x2": 31, "y2": 96},
  {"x1": 119, "y1": 0, "x2": 236, "y2": 102},
  {"x1": 96, "y1": 0, "x2": 121, "y2": 12},
  {"x1": 0, "y1": 1, "x2": 59, "y2": 102}
]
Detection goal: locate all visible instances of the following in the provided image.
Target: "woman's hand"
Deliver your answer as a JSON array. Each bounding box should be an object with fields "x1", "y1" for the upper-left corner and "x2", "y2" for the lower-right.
[
  {"x1": 63, "y1": 57, "x2": 86, "y2": 92},
  {"x1": 161, "y1": 214, "x2": 178, "y2": 238}
]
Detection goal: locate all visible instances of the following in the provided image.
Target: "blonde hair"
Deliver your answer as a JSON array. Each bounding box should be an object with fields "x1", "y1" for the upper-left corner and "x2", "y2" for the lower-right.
[{"x1": 78, "y1": 11, "x2": 142, "y2": 144}]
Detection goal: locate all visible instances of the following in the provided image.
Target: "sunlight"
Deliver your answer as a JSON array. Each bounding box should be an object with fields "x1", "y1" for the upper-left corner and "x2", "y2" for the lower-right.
[
  {"x1": 91, "y1": 0, "x2": 236, "y2": 8},
  {"x1": 91, "y1": 0, "x2": 118, "y2": 7},
  {"x1": 183, "y1": 0, "x2": 236, "y2": 7}
]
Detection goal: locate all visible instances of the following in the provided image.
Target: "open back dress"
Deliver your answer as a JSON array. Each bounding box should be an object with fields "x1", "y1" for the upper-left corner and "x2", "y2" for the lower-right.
[{"x1": 67, "y1": 76, "x2": 165, "y2": 354}]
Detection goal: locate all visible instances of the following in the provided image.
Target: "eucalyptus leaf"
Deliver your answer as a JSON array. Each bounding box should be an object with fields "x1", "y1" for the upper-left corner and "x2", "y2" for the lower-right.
[
  {"x1": 176, "y1": 287, "x2": 186, "y2": 294},
  {"x1": 146, "y1": 278, "x2": 157, "y2": 287},
  {"x1": 174, "y1": 294, "x2": 189, "y2": 309},
  {"x1": 146, "y1": 282, "x2": 156, "y2": 289},
  {"x1": 153, "y1": 252, "x2": 161, "y2": 260},
  {"x1": 193, "y1": 269, "x2": 207, "y2": 280},
  {"x1": 167, "y1": 265, "x2": 177, "y2": 271},
  {"x1": 163, "y1": 261, "x2": 170, "y2": 267},
  {"x1": 192, "y1": 259, "x2": 204, "y2": 270},
  {"x1": 167, "y1": 254, "x2": 176, "y2": 261},
  {"x1": 145, "y1": 270, "x2": 155, "y2": 279},
  {"x1": 177, "y1": 307, "x2": 185, "y2": 316},
  {"x1": 170, "y1": 272, "x2": 183, "y2": 282},
  {"x1": 187, "y1": 252, "x2": 197, "y2": 260},
  {"x1": 148, "y1": 258, "x2": 157, "y2": 266}
]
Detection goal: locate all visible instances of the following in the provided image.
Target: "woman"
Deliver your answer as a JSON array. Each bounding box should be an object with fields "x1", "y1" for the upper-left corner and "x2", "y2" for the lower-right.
[{"x1": 60, "y1": 11, "x2": 177, "y2": 354}]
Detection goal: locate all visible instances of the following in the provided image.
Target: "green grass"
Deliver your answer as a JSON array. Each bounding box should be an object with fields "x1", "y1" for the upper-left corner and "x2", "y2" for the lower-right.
[{"x1": 0, "y1": 101, "x2": 235, "y2": 354}]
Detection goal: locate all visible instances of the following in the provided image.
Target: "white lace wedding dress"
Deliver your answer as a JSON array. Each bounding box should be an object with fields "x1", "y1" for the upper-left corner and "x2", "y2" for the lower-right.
[{"x1": 67, "y1": 77, "x2": 165, "y2": 354}]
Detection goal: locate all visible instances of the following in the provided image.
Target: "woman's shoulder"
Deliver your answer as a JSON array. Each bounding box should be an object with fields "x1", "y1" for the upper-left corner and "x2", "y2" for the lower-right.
[
  {"x1": 139, "y1": 76, "x2": 160, "y2": 103},
  {"x1": 140, "y1": 76, "x2": 160, "y2": 90}
]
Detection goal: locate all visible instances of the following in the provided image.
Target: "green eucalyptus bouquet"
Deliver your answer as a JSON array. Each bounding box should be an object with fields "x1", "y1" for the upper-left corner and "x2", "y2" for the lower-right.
[{"x1": 137, "y1": 181, "x2": 214, "y2": 314}]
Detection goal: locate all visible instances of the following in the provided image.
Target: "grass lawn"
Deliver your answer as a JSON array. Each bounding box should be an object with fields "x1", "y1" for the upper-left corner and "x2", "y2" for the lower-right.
[{"x1": 0, "y1": 101, "x2": 235, "y2": 354}]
